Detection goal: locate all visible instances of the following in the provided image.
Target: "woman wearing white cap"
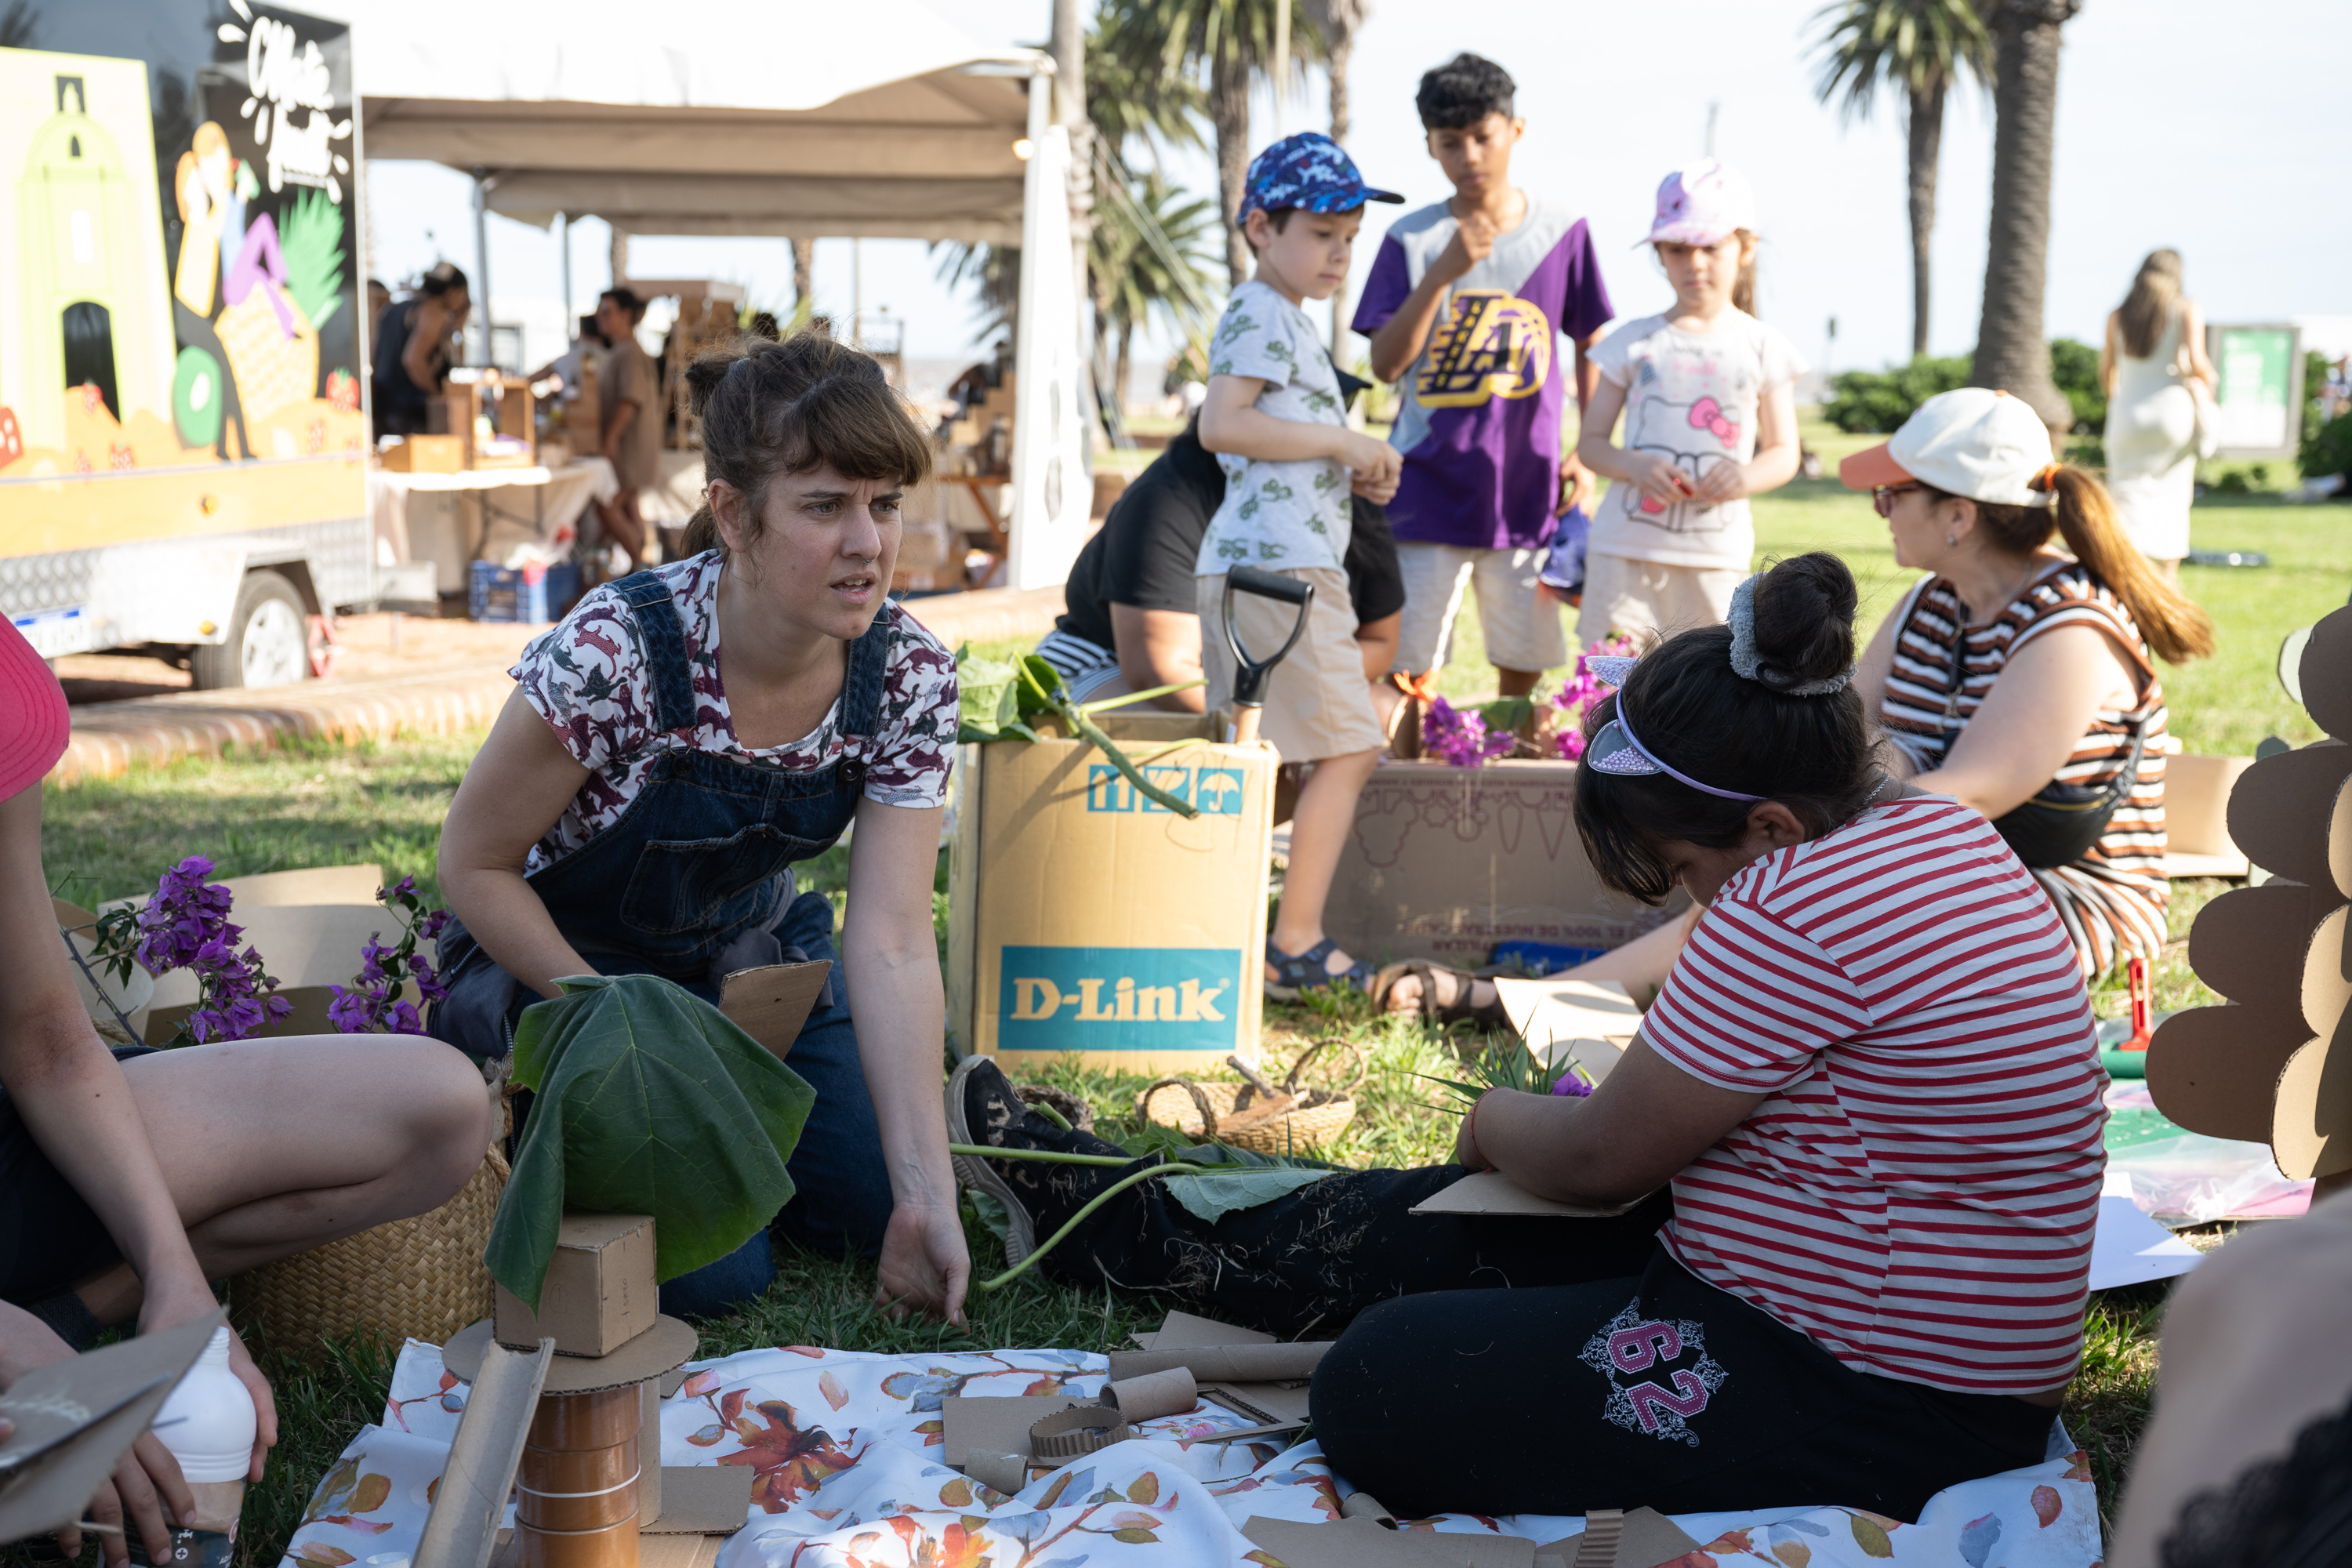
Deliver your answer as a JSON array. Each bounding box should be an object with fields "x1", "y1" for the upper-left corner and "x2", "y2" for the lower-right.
[{"x1": 1844, "y1": 387, "x2": 2216, "y2": 978}]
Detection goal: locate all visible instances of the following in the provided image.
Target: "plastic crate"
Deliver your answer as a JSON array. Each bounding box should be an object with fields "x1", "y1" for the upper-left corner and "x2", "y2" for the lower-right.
[{"x1": 468, "y1": 561, "x2": 582, "y2": 624}]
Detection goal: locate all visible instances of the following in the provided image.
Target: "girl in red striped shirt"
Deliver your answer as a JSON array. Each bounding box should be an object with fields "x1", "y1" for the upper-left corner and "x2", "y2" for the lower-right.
[{"x1": 949, "y1": 551, "x2": 2104, "y2": 1521}]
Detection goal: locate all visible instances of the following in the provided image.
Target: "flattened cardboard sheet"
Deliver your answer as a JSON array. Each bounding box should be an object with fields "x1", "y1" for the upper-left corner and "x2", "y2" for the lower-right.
[
  {"x1": 718, "y1": 962, "x2": 833, "y2": 1062},
  {"x1": 639, "y1": 1537, "x2": 724, "y2": 1568},
  {"x1": 939, "y1": 1396, "x2": 1082, "y2": 1469},
  {"x1": 218, "y1": 864, "x2": 386, "y2": 906},
  {"x1": 642, "y1": 1466, "x2": 753, "y2": 1534},
  {"x1": 2273, "y1": 1018, "x2": 2352, "y2": 1181},
  {"x1": 2226, "y1": 743, "x2": 2352, "y2": 887},
  {"x1": 1492, "y1": 978, "x2": 1639, "y2": 1085},
  {"x1": 1243, "y1": 1515, "x2": 1535, "y2": 1568},
  {"x1": 1408, "y1": 1171, "x2": 1644, "y2": 1220},
  {"x1": 1130, "y1": 1310, "x2": 1272, "y2": 1350},
  {"x1": 442, "y1": 1316, "x2": 697, "y2": 1394},
  {"x1": 0, "y1": 1313, "x2": 221, "y2": 1547},
  {"x1": 2147, "y1": 1007, "x2": 2314, "y2": 1145},
  {"x1": 2333, "y1": 779, "x2": 2352, "y2": 901},
  {"x1": 1534, "y1": 1508, "x2": 1703, "y2": 1568},
  {"x1": 1105, "y1": 1344, "x2": 1328, "y2": 1383},
  {"x1": 2188, "y1": 882, "x2": 2348, "y2": 1007},
  {"x1": 2164, "y1": 754, "x2": 2255, "y2": 873},
  {"x1": 415, "y1": 1336, "x2": 554, "y2": 1568}
]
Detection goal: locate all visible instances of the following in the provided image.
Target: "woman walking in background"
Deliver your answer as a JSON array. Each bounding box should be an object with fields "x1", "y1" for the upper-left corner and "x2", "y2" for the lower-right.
[{"x1": 2102, "y1": 250, "x2": 2216, "y2": 581}]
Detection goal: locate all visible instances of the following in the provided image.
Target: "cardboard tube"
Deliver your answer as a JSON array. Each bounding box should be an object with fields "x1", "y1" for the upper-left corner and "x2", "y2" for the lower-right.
[
  {"x1": 964, "y1": 1450, "x2": 1030, "y2": 1495},
  {"x1": 1105, "y1": 1344, "x2": 1331, "y2": 1384},
  {"x1": 1102, "y1": 1368, "x2": 1198, "y2": 1423}
]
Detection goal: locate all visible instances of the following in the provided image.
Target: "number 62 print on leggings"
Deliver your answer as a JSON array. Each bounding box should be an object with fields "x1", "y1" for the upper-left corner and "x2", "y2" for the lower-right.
[{"x1": 1578, "y1": 1300, "x2": 1731, "y2": 1446}]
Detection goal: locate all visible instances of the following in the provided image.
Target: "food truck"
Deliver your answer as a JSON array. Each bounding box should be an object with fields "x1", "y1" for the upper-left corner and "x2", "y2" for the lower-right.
[{"x1": 0, "y1": 0, "x2": 372, "y2": 687}]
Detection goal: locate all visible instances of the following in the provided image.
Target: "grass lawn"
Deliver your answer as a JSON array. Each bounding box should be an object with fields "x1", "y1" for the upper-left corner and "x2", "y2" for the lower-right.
[{"x1": 26, "y1": 470, "x2": 2339, "y2": 1563}]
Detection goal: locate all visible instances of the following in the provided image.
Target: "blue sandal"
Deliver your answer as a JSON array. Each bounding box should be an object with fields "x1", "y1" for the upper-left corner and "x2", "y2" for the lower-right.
[{"x1": 1265, "y1": 937, "x2": 1375, "y2": 1000}]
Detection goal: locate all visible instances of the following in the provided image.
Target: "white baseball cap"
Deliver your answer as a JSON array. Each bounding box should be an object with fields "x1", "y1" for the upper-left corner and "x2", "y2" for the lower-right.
[
  {"x1": 1642, "y1": 158, "x2": 1756, "y2": 247},
  {"x1": 1838, "y1": 387, "x2": 2056, "y2": 509}
]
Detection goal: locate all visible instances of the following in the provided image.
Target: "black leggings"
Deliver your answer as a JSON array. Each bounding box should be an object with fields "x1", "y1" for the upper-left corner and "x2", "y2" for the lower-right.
[{"x1": 1014, "y1": 1130, "x2": 2056, "y2": 1522}]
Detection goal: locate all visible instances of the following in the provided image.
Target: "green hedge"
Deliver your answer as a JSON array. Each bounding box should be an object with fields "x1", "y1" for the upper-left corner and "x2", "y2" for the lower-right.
[{"x1": 1824, "y1": 339, "x2": 2107, "y2": 435}]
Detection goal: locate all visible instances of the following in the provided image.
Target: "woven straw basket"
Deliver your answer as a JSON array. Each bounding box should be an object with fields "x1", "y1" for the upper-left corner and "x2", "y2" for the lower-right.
[
  {"x1": 228, "y1": 1122, "x2": 507, "y2": 1359},
  {"x1": 1138, "y1": 1040, "x2": 1366, "y2": 1154}
]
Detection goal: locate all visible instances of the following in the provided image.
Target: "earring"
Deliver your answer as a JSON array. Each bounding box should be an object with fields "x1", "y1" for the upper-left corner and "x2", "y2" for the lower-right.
[{"x1": 1945, "y1": 533, "x2": 1957, "y2": 546}]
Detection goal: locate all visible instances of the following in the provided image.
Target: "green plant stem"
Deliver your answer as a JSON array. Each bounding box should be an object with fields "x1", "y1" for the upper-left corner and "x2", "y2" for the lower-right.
[
  {"x1": 1077, "y1": 678, "x2": 1207, "y2": 715},
  {"x1": 57, "y1": 927, "x2": 141, "y2": 1043},
  {"x1": 1018, "y1": 662, "x2": 1200, "y2": 818},
  {"x1": 973, "y1": 1161, "x2": 1212, "y2": 1292},
  {"x1": 947, "y1": 1143, "x2": 1134, "y2": 1167}
]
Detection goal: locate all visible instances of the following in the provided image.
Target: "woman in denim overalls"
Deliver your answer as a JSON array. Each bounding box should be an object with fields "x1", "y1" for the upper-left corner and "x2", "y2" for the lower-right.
[{"x1": 434, "y1": 335, "x2": 967, "y2": 1323}]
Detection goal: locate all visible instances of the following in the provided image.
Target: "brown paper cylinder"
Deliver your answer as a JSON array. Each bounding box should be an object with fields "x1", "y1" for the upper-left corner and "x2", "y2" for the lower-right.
[
  {"x1": 1102, "y1": 1367, "x2": 1198, "y2": 1422},
  {"x1": 519, "y1": 1386, "x2": 643, "y2": 1566}
]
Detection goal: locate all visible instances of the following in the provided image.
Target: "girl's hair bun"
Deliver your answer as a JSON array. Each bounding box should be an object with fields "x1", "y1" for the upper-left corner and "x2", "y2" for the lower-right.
[{"x1": 1748, "y1": 551, "x2": 1859, "y2": 694}]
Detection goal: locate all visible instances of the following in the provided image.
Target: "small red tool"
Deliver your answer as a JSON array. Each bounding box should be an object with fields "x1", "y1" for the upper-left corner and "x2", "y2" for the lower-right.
[{"x1": 2122, "y1": 955, "x2": 2154, "y2": 1051}]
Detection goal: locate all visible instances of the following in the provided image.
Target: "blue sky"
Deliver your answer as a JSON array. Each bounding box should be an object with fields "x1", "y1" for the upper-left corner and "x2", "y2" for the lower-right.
[{"x1": 365, "y1": 0, "x2": 2352, "y2": 384}]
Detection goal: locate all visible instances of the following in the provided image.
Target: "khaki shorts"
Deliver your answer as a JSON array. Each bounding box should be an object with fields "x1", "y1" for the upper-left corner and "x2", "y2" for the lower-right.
[
  {"x1": 1576, "y1": 553, "x2": 1746, "y2": 649},
  {"x1": 1198, "y1": 567, "x2": 1384, "y2": 762},
  {"x1": 1394, "y1": 542, "x2": 1568, "y2": 674}
]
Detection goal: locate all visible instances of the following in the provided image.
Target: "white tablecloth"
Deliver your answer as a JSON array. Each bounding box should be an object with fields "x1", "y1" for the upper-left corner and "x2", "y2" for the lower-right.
[{"x1": 372, "y1": 459, "x2": 619, "y2": 593}]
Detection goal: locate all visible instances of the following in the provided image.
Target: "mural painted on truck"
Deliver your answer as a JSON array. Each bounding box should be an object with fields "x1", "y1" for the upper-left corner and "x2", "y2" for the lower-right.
[{"x1": 0, "y1": 0, "x2": 363, "y2": 499}]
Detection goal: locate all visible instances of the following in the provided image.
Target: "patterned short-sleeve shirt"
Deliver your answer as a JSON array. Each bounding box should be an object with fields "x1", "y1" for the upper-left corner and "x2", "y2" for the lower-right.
[
  {"x1": 512, "y1": 553, "x2": 957, "y2": 872},
  {"x1": 1195, "y1": 279, "x2": 1352, "y2": 575}
]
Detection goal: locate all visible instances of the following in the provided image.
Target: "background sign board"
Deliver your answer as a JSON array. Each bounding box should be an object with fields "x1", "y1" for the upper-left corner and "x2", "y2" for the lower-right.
[{"x1": 2205, "y1": 323, "x2": 2305, "y2": 459}]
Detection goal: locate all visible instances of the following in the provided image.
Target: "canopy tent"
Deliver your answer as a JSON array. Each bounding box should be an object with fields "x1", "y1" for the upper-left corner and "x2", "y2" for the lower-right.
[
  {"x1": 350, "y1": 0, "x2": 1044, "y2": 243},
  {"x1": 339, "y1": 0, "x2": 1093, "y2": 589}
]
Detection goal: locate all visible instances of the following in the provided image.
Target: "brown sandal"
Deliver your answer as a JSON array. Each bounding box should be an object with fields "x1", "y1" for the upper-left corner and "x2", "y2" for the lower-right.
[{"x1": 1370, "y1": 960, "x2": 1511, "y2": 1030}]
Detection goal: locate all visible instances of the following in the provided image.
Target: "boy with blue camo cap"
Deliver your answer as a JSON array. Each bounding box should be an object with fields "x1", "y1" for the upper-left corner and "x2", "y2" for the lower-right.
[{"x1": 1196, "y1": 131, "x2": 1404, "y2": 999}]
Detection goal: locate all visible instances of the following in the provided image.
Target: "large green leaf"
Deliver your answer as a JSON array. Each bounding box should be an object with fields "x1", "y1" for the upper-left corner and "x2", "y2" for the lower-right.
[
  {"x1": 1159, "y1": 1167, "x2": 1331, "y2": 1224},
  {"x1": 485, "y1": 975, "x2": 816, "y2": 1311}
]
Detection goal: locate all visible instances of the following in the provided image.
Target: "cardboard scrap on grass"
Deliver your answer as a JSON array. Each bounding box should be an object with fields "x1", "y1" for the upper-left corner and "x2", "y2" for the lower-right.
[{"x1": 1240, "y1": 1508, "x2": 1701, "y2": 1568}]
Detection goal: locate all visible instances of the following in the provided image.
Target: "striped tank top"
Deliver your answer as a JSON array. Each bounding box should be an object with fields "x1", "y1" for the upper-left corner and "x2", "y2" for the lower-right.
[{"x1": 1878, "y1": 560, "x2": 2169, "y2": 978}]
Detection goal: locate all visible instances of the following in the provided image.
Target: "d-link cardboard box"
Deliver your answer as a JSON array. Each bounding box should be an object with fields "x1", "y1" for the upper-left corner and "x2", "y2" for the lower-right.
[
  {"x1": 1321, "y1": 758, "x2": 1686, "y2": 968},
  {"x1": 948, "y1": 711, "x2": 1277, "y2": 1073}
]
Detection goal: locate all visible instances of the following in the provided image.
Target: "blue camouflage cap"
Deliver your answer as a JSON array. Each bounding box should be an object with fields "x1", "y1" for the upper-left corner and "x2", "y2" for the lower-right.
[{"x1": 1240, "y1": 132, "x2": 1403, "y2": 220}]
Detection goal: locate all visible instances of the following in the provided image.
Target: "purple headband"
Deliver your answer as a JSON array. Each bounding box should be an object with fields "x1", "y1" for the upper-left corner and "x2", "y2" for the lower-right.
[{"x1": 1579, "y1": 655, "x2": 1766, "y2": 802}]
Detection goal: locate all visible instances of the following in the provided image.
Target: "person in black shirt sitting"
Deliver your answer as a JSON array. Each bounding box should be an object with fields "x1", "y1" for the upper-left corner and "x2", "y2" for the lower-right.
[{"x1": 1036, "y1": 416, "x2": 1403, "y2": 723}]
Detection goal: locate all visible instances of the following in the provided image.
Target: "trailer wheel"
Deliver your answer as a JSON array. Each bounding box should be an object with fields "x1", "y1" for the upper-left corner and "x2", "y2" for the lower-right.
[{"x1": 191, "y1": 570, "x2": 310, "y2": 690}]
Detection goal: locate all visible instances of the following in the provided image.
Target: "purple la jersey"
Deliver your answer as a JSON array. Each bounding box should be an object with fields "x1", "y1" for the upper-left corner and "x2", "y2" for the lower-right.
[{"x1": 1352, "y1": 198, "x2": 1613, "y2": 550}]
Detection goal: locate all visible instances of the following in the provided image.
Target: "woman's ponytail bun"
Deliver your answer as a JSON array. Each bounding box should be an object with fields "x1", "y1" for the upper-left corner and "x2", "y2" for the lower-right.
[{"x1": 1748, "y1": 552, "x2": 1859, "y2": 695}]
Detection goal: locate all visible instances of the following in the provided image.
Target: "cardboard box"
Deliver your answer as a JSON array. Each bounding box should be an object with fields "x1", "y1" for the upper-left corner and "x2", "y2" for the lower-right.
[
  {"x1": 1322, "y1": 759, "x2": 1687, "y2": 968},
  {"x1": 947, "y1": 711, "x2": 1277, "y2": 1071},
  {"x1": 493, "y1": 1212, "x2": 658, "y2": 1356},
  {"x1": 380, "y1": 434, "x2": 465, "y2": 473},
  {"x1": 2165, "y1": 752, "x2": 2255, "y2": 877}
]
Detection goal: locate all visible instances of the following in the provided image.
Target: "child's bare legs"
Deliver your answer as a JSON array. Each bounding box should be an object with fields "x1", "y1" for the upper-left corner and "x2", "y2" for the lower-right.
[
  {"x1": 1381, "y1": 905, "x2": 1700, "y2": 1014},
  {"x1": 1269, "y1": 746, "x2": 1381, "y2": 979}
]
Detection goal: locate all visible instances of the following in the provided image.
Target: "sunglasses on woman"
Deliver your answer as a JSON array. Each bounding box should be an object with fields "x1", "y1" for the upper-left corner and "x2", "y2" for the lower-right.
[{"x1": 1871, "y1": 482, "x2": 1927, "y2": 519}]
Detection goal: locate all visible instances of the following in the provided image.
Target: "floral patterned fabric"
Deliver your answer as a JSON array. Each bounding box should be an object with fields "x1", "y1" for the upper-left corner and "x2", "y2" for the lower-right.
[
  {"x1": 511, "y1": 554, "x2": 958, "y2": 872},
  {"x1": 279, "y1": 1338, "x2": 2104, "y2": 1568}
]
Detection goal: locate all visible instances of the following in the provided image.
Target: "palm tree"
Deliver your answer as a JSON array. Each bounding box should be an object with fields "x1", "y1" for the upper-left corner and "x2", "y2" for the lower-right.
[
  {"x1": 1103, "y1": 0, "x2": 1320, "y2": 286},
  {"x1": 1302, "y1": 0, "x2": 1370, "y2": 353},
  {"x1": 1094, "y1": 173, "x2": 1222, "y2": 414},
  {"x1": 1969, "y1": 0, "x2": 2082, "y2": 432},
  {"x1": 1809, "y1": 0, "x2": 1991, "y2": 360}
]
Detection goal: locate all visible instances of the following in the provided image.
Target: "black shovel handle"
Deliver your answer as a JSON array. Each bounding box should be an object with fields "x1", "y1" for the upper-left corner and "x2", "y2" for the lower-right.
[{"x1": 1222, "y1": 567, "x2": 1315, "y2": 710}]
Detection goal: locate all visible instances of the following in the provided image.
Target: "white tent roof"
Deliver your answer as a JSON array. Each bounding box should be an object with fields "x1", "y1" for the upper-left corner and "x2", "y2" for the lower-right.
[{"x1": 349, "y1": 0, "x2": 1047, "y2": 242}]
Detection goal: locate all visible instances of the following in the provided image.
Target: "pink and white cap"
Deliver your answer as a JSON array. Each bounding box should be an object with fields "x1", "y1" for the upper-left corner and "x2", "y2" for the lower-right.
[{"x1": 1642, "y1": 158, "x2": 1756, "y2": 247}]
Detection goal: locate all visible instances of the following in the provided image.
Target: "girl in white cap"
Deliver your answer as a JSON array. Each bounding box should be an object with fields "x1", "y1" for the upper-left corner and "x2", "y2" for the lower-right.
[
  {"x1": 1575, "y1": 160, "x2": 1806, "y2": 650},
  {"x1": 1844, "y1": 387, "x2": 2216, "y2": 978}
]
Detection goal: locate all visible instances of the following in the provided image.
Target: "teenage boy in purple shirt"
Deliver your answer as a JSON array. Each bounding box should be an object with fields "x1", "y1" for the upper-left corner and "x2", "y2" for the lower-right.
[{"x1": 1353, "y1": 53, "x2": 1615, "y2": 699}]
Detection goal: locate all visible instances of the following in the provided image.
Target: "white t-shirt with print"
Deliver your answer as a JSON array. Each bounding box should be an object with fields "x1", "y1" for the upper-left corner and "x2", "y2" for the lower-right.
[
  {"x1": 1588, "y1": 309, "x2": 1807, "y2": 571},
  {"x1": 1194, "y1": 280, "x2": 1352, "y2": 576}
]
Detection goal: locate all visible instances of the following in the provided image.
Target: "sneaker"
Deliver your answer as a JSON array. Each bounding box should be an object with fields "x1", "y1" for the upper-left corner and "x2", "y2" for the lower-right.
[{"x1": 945, "y1": 1055, "x2": 1043, "y2": 1266}]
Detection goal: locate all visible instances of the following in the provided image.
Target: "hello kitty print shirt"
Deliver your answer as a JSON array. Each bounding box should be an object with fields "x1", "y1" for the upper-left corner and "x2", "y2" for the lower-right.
[
  {"x1": 1194, "y1": 280, "x2": 1352, "y2": 577},
  {"x1": 1588, "y1": 309, "x2": 1806, "y2": 571}
]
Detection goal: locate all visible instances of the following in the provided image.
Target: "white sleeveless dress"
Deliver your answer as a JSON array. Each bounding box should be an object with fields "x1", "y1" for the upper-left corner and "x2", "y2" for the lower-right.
[{"x1": 2106, "y1": 309, "x2": 2198, "y2": 562}]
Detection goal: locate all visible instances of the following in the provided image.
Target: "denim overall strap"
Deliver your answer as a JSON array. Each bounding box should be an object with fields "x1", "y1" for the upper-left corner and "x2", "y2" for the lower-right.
[
  {"x1": 833, "y1": 611, "x2": 892, "y2": 786},
  {"x1": 615, "y1": 572, "x2": 699, "y2": 733}
]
